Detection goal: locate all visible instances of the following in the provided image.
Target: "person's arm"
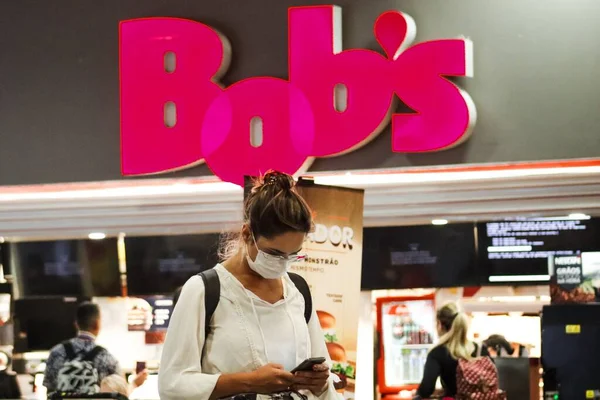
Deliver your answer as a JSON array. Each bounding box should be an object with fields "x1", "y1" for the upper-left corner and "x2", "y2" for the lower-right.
[
  {"x1": 95, "y1": 350, "x2": 120, "y2": 378},
  {"x1": 158, "y1": 276, "x2": 269, "y2": 400},
  {"x1": 305, "y1": 307, "x2": 341, "y2": 400},
  {"x1": 416, "y1": 351, "x2": 441, "y2": 399},
  {"x1": 480, "y1": 343, "x2": 491, "y2": 358},
  {"x1": 43, "y1": 346, "x2": 65, "y2": 392}
]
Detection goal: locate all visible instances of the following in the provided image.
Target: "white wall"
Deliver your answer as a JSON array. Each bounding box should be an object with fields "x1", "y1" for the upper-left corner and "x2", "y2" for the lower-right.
[
  {"x1": 355, "y1": 292, "x2": 375, "y2": 400},
  {"x1": 93, "y1": 297, "x2": 163, "y2": 371}
]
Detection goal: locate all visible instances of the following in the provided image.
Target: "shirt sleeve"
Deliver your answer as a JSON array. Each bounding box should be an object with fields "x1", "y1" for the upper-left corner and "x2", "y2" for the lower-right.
[
  {"x1": 307, "y1": 307, "x2": 341, "y2": 400},
  {"x1": 158, "y1": 276, "x2": 221, "y2": 400},
  {"x1": 43, "y1": 345, "x2": 66, "y2": 392},
  {"x1": 96, "y1": 349, "x2": 121, "y2": 380},
  {"x1": 416, "y1": 350, "x2": 441, "y2": 399}
]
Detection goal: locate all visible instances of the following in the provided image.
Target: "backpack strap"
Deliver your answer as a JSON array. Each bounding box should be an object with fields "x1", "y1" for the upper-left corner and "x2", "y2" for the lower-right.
[
  {"x1": 81, "y1": 345, "x2": 105, "y2": 362},
  {"x1": 197, "y1": 269, "x2": 312, "y2": 343},
  {"x1": 62, "y1": 341, "x2": 76, "y2": 360},
  {"x1": 198, "y1": 269, "x2": 221, "y2": 340},
  {"x1": 288, "y1": 272, "x2": 312, "y2": 324}
]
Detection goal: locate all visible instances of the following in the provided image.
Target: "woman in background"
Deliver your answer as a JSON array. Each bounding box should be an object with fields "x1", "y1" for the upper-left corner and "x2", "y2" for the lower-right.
[
  {"x1": 484, "y1": 334, "x2": 529, "y2": 358},
  {"x1": 483, "y1": 334, "x2": 514, "y2": 358},
  {"x1": 416, "y1": 303, "x2": 488, "y2": 398}
]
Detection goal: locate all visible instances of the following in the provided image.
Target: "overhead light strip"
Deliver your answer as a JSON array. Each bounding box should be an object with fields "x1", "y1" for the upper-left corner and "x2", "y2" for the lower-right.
[
  {"x1": 488, "y1": 275, "x2": 551, "y2": 283},
  {"x1": 0, "y1": 165, "x2": 599, "y2": 202}
]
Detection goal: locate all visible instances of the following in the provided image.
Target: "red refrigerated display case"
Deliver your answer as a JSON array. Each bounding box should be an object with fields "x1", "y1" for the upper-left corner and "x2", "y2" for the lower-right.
[{"x1": 376, "y1": 295, "x2": 437, "y2": 395}]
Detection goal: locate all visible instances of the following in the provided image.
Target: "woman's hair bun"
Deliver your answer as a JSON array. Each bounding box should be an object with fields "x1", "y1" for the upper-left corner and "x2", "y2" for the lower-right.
[{"x1": 260, "y1": 170, "x2": 295, "y2": 191}]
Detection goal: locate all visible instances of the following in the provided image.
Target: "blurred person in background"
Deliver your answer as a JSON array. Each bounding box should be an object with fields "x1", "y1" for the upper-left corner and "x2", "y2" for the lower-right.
[
  {"x1": 0, "y1": 351, "x2": 20, "y2": 399},
  {"x1": 483, "y1": 334, "x2": 514, "y2": 357},
  {"x1": 100, "y1": 374, "x2": 130, "y2": 399},
  {"x1": 416, "y1": 303, "x2": 490, "y2": 399},
  {"x1": 44, "y1": 302, "x2": 148, "y2": 395},
  {"x1": 484, "y1": 334, "x2": 529, "y2": 358}
]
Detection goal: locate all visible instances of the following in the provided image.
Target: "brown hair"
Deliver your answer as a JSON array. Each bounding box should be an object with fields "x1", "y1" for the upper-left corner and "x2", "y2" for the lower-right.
[
  {"x1": 436, "y1": 302, "x2": 474, "y2": 360},
  {"x1": 219, "y1": 170, "x2": 313, "y2": 260}
]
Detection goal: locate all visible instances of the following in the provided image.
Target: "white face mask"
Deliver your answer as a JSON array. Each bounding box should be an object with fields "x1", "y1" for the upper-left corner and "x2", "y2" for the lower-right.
[{"x1": 245, "y1": 234, "x2": 303, "y2": 279}]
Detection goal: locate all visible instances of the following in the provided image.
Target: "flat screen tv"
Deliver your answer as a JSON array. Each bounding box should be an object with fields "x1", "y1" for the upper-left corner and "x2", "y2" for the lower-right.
[
  {"x1": 0, "y1": 243, "x2": 9, "y2": 278},
  {"x1": 361, "y1": 224, "x2": 478, "y2": 290},
  {"x1": 13, "y1": 297, "x2": 89, "y2": 352},
  {"x1": 11, "y1": 239, "x2": 120, "y2": 297},
  {"x1": 125, "y1": 234, "x2": 220, "y2": 295},
  {"x1": 477, "y1": 218, "x2": 600, "y2": 284}
]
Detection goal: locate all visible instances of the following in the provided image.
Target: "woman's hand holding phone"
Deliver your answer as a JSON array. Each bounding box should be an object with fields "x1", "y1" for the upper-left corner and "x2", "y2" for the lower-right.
[
  {"x1": 249, "y1": 363, "x2": 296, "y2": 393},
  {"x1": 291, "y1": 361, "x2": 330, "y2": 396}
]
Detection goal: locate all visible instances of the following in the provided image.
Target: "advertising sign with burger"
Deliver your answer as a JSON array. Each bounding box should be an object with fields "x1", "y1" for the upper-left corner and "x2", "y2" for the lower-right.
[
  {"x1": 317, "y1": 310, "x2": 356, "y2": 394},
  {"x1": 292, "y1": 182, "x2": 365, "y2": 399},
  {"x1": 127, "y1": 296, "x2": 174, "y2": 332}
]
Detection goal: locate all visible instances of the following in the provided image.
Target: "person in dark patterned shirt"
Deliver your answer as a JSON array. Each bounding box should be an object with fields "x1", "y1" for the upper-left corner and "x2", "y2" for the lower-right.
[{"x1": 43, "y1": 302, "x2": 147, "y2": 394}]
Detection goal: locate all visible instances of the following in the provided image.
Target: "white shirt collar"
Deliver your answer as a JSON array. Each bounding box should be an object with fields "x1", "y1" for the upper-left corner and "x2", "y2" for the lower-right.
[{"x1": 77, "y1": 331, "x2": 97, "y2": 341}]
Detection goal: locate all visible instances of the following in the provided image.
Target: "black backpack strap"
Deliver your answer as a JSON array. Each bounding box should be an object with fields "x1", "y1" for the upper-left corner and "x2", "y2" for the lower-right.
[
  {"x1": 198, "y1": 269, "x2": 221, "y2": 340},
  {"x1": 81, "y1": 345, "x2": 105, "y2": 362},
  {"x1": 62, "y1": 341, "x2": 76, "y2": 360},
  {"x1": 288, "y1": 273, "x2": 312, "y2": 324}
]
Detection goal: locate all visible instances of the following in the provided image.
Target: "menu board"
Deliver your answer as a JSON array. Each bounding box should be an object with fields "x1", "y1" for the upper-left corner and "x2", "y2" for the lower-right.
[
  {"x1": 127, "y1": 296, "x2": 173, "y2": 332},
  {"x1": 125, "y1": 234, "x2": 220, "y2": 295},
  {"x1": 361, "y1": 224, "x2": 478, "y2": 289},
  {"x1": 478, "y1": 218, "x2": 600, "y2": 282},
  {"x1": 10, "y1": 239, "x2": 121, "y2": 296}
]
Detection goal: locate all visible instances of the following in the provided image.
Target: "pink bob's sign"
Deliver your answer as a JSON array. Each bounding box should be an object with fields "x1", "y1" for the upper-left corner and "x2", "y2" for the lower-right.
[{"x1": 120, "y1": 5, "x2": 476, "y2": 186}]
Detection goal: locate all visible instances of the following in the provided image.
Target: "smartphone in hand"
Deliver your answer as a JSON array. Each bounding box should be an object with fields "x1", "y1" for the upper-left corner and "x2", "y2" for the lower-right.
[
  {"x1": 290, "y1": 357, "x2": 326, "y2": 373},
  {"x1": 135, "y1": 361, "x2": 147, "y2": 374}
]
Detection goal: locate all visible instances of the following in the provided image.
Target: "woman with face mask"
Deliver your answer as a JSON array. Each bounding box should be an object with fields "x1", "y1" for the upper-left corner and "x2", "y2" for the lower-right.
[{"x1": 158, "y1": 171, "x2": 338, "y2": 400}]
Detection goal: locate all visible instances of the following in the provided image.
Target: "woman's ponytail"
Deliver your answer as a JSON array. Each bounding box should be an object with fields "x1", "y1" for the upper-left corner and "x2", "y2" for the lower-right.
[{"x1": 437, "y1": 303, "x2": 474, "y2": 360}]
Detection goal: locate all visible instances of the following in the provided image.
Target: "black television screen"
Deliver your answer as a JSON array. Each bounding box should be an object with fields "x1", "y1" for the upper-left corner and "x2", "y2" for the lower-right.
[
  {"x1": 12, "y1": 239, "x2": 120, "y2": 297},
  {"x1": 477, "y1": 218, "x2": 600, "y2": 284},
  {"x1": 361, "y1": 224, "x2": 478, "y2": 290},
  {"x1": 125, "y1": 234, "x2": 220, "y2": 295},
  {"x1": 85, "y1": 239, "x2": 121, "y2": 297},
  {"x1": 13, "y1": 297, "x2": 89, "y2": 352},
  {"x1": 0, "y1": 243, "x2": 9, "y2": 277}
]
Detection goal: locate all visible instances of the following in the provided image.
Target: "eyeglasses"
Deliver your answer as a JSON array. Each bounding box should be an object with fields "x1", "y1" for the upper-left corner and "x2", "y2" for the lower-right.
[
  {"x1": 262, "y1": 252, "x2": 306, "y2": 263},
  {"x1": 251, "y1": 233, "x2": 306, "y2": 263}
]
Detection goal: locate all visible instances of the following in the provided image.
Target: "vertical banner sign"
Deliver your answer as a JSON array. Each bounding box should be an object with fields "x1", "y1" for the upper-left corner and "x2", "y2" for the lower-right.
[
  {"x1": 294, "y1": 180, "x2": 364, "y2": 400},
  {"x1": 243, "y1": 177, "x2": 364, "y2": 398}
]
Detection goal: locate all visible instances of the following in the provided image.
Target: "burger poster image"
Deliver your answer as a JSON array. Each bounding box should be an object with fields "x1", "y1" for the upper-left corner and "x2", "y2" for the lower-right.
[
  {"x1": 294, "y1": 182, "x2": 365, "y2": 399},
  {"x1": 317, "y1": 310, "x2": 356, "y2": 396},
  {"x1": 127, "y1": 296, "x2": 174, "y2": 332}
]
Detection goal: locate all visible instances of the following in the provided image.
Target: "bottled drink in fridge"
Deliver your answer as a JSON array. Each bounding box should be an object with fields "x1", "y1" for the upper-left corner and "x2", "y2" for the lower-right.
[
  {"x1": 420, "y1": 349, "x2": 428, "y2": 377},
  {"x1": 411, "y1": 323, "x2": 419, "y2": 344},
  {"x1": 424, "y1": 331, "x2": 432, "y2": 344},
  {"x1": 409, "y1": 350, "x2": 419, "y2": 383},
  {"x1": 395, "y1": 348, "x2": 403, "y2": 384},
  {"x1": 402, "y1": 349, "x2": 411, "y2": 383},
  {"x1": 419, "y1": 329, "x2": 427, "y2": 344}
]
